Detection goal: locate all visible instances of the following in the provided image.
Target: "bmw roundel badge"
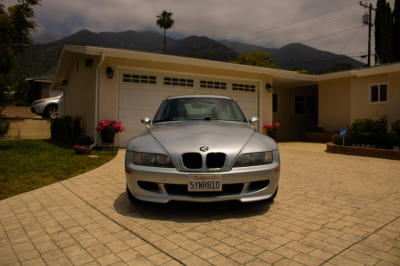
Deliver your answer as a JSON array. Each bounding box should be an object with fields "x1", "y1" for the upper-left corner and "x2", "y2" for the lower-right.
[{"x1": 200, "y1": 146, "x2": 209, "y2": 152}]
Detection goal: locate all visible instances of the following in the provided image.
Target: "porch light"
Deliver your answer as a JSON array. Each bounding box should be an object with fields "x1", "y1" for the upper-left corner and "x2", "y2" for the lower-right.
[
  {"x1": 106, "y1": 67, "x2": 114, "y2": 79},
  {"x1": 266, "y1": 83, "x2": 273, "y2": 92}
]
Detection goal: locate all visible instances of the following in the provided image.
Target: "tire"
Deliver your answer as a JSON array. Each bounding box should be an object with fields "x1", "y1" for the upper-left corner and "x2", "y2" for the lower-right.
[
  {"x1": 45, "y1": 106, "x2": 58, "y2": 118},
  {"x1": 126, "y1": 185, "x2": 139, "y2": 203}
]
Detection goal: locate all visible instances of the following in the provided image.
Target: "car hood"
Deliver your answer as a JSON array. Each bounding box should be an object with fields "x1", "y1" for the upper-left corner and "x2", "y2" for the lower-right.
[{"x1": 148, "y1": 121, "x2": 254, "y2": 155}]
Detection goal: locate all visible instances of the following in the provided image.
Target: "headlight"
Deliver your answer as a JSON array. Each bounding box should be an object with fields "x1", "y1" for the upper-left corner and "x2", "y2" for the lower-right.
[
  {"x1": 234, "y1": 152, "x2": 273, "y2": 167},
  {"x1": 132, "y1": 152, "x2": 174, "y2": 168},
  {"x1": 33, "y1": 100, "x2": 45, "y2": 105}
]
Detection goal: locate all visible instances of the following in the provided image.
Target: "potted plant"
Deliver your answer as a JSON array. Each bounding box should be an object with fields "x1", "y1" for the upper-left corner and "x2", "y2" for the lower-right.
[
  {"x1": 95, "y1": 120, "x2": 125, "y2": 143},
  {"x1": 263, "y1": 122, "x2": 280, "y2": 140}
]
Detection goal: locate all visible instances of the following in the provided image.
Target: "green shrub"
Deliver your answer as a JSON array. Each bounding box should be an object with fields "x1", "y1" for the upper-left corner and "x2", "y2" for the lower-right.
[
  {"x1": 391, "y1": 119, "x2": 400, "y2": 146},
  {"x1": 333, "y1": 130, "x2": 352, "y2": 146},
  {"x1": 350, "y1": 119, "x2": 380, "y2": 145},
  {"x1": 309, "y1": 124, "x2": 324, "y2": 132},
  {"x1": 392, "y1": 119, "x2": 400, "y2": 137},
  {"x1": 50, "y1": 116, "x2": 82, "y2": 145}
]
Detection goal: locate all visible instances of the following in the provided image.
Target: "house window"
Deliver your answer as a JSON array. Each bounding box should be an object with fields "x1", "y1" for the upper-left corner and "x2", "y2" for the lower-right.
[
  {"x1": 273, "y1": 94, "x2": 278, "y2": 113},
  {"x1": 370, "y1": 84, "x2": 387, "y2": 103},
  {"x1": 232, "y1": 83, "x2": 256, "y2": 92},
  {"x1": 295, "y1": 96, "x2": 315, "y2": 114},
  {"x1": 164, "y1": 77, "x2": 194, "y2": 87},
  {"x1": 200, "y1": 80, "x2": 227, "y2": 90},
  {"x1": 123, "y1": 74, "x2": 157, "y2": 84}
]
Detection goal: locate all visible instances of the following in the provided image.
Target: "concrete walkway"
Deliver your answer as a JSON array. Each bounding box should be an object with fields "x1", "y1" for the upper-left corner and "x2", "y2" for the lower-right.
[{"x1": 1, "y1": 143, "x2": 400, "y2": 266}]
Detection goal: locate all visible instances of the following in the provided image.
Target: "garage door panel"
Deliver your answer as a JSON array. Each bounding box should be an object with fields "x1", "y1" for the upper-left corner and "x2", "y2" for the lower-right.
[{"x1": 119, "y1": 72, "x2": 260, "y2": 147}]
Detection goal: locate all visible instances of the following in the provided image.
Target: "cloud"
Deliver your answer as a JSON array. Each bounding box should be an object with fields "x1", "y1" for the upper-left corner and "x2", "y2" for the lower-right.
[{"x1": 4, "y1": 0, "x2": 373, "y2": 59}]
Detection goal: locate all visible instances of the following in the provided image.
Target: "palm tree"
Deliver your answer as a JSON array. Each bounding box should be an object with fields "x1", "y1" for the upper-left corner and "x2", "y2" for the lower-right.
[{"x1": 156, "y1": 11, "x2": 175, "y2": 54}]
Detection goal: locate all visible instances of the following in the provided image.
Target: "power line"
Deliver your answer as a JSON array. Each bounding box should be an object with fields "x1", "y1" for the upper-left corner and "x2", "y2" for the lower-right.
[
  {"x1": 274, "y1": 25, "x2": 363, "y2": 48},
  {"x1": 243, "y1": 10, "x2": 364, "y2": 42},
  {"x1": 337, "y1": 27, "x2": 363, "y2": 54},
  {"x1": 229, "y1": 1, "x2": 361, "y2": 41}
]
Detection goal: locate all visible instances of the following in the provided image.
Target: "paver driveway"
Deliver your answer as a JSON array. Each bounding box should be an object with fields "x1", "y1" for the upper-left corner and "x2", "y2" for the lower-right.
[{"x1": 1, "y1": 143, "x2": 400, "y2": 266}]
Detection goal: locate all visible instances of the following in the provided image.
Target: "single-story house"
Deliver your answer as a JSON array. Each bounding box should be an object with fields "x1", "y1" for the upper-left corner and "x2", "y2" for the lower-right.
[
  {"x1": 25, "y1": 75, "x2": 63, "y2": 99},
  {"x1": 51, "y1": 45, "x2": 400, "y2": 148}
]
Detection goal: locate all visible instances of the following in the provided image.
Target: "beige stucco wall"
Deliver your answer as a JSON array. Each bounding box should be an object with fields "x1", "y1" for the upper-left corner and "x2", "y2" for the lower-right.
[
  {"x1": 64, "y1": 54, "x2": 99, "y2": 140},
  {"x1": 98, "y1": 57, "x2": 274, "y2": 146},
  {"x1": 387, "y1": 72, "x2": 400, "y2": 128},
  {"x1": 272, "y1": 84, "x2": 318, "y2": 141},
  {"x1": 350, "y1": 74, "x2": 388, "y2": 123},
  {"x1": 318, "y1": 78, "x2": 351, "y2": 132},
  {"x1": 3, "y1": 119, "x2": 51, "y2": 140}
]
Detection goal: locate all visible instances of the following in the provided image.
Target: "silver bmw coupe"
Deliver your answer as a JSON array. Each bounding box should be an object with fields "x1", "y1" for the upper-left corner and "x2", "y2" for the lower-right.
[{"x1": 125, "y1": 95, "x2": 280, "y2": 203}]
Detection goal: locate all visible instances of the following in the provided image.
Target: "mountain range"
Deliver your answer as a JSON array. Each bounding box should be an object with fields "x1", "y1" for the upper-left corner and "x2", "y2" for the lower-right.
[{"x1": 15, "y1": 29, "x2": 364, "y2": 78}]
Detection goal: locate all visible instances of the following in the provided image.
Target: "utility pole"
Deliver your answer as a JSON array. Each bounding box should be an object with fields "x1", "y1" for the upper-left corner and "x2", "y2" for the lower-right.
[{"x1": 360, "y1": 1, "x2": 376, "y2": 66}]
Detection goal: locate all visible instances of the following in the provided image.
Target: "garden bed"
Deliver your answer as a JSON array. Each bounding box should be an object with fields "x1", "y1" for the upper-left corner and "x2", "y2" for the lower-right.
[
  {"x1": 326, "y1": 142, "x2": 400, "y2": 160},
  {"x1": 303, "y1": 131, "x2": 335, "y2": 143}
]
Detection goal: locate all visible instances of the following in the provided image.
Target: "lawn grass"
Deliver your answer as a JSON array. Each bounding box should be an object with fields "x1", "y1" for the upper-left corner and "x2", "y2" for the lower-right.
[{"x1": 0, "y1": 140, "x2": 117, "y2": 200}]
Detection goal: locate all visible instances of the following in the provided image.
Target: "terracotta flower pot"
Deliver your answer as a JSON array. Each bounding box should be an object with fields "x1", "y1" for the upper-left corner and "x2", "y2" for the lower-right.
[
  {"x1": 267, "y1": 130, "x2": 278, "y2": 140},
  {"x1": 101, "y1": 130, "x2": 115, "y2": 143},
  {"x1": 74, "y1": 145, "x2": 92, "y2": 155}
]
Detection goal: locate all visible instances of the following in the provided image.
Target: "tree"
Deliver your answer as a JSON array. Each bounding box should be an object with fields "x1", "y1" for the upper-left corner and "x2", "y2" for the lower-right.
[
  {"x1": 230, "y1": 51, "x2": 277, "y2": 68},
  {"x1": 375, "y1": 0, "x2": 394, "y2": 64},
  {"x1": 0, "y1": 0, "x2": 40, "y2": 106},
  {"x1": 394, "y1": 0, "x2": 400, "y2": 61},
  {"x1": 156, "y1": 11, "x2": 174, "y2": 54}
]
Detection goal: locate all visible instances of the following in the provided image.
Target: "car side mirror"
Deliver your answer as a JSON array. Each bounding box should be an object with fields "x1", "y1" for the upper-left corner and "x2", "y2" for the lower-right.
[
  {"x1": 141, "y1": 117, "x2": 152, "y2": 128},
  {"x1": 249, "y1": 117, "x2": 259, "y2": 127}
]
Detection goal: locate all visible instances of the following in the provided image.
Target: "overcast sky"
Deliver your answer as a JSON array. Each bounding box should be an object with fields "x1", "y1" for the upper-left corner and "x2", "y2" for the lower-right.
[{"x1": 5, "y1": 0, "x2": 394, "y2": 63}]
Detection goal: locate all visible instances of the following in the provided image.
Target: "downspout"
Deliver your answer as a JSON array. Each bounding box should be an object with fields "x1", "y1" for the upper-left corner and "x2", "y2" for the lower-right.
[{"x1": 91, "y1": 52, "x2": 105, "y2": 148}]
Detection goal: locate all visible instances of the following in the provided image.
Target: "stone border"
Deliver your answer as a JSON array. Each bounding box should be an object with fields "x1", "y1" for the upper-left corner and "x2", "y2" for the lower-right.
[{"x1": 326, "y1": 142, "x2": 400, "y2": 160}]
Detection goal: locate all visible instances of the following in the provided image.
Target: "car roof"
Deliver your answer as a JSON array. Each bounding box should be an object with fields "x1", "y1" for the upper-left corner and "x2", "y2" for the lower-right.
[{"x1": 166, "y1": 95, "x2": 233, "y2": 100}]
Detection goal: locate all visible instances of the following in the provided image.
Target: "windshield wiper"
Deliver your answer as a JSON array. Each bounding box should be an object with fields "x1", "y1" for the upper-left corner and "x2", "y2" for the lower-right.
[{"x1": 153, "y1": 118, "x2": 173, "y2": 123}]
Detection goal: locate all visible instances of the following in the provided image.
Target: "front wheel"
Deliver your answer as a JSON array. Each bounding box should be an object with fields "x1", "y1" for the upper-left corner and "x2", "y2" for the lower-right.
[{"x1": 45, "y1": 106, "x2": 58, "y2": 118}]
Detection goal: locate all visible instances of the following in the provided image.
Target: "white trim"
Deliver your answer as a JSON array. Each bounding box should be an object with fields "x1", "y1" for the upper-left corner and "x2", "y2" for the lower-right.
[
  {"x1": 369, "y1": 82, "x2": 388, "y2": 104},
  {"x1": 60, "y1": 45, "x2": 400, "y2": 84},
  {"x1": 90, "y1": 52, "x2": 105, "y2": 148}
]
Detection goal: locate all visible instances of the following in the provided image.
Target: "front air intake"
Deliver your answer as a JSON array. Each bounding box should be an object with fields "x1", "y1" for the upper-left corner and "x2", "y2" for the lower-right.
[
  {"x1": 206, "y1": 153, "x2": 226, "y2": 169},
  {"x1": 182, "y1": 153, "x2": 202, "y2": 169}
]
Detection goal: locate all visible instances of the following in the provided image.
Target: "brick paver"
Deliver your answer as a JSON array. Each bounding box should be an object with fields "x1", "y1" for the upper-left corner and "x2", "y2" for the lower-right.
[{"x1": 1, "y1": 143, "x2": 400, "y2": 265}]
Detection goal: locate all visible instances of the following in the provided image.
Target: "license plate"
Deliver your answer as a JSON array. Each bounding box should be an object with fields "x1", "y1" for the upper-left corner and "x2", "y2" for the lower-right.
[{"x1": 188, "y1": 175, "x2": 222, "y2": 192}]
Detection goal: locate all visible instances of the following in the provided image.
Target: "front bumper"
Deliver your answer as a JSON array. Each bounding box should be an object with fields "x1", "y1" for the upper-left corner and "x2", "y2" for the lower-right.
[
  {"x1": 30, "y1": 105, "x2": 42, "y2": 115},
  {"x1": 125, "y1": 150, "x2": 280, "y2": 203}
]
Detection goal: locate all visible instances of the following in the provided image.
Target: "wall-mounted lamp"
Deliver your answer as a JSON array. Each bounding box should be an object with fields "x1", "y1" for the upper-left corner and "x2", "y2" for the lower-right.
[
  {"x1": 266, "y1": 83, "x2": 273, "y2": 92},
  {"x1": 62, "y1": 80, "x2": 68, "y2": 86},
  {"x1": 85, "y1": 59, "x2": 93, "y2": 67},
  {"x1": 106, "y1": 67, "x2": 114, "y2": 79}
]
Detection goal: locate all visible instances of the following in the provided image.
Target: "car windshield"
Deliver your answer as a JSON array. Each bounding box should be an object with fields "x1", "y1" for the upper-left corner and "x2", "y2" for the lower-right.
[{"x1": 153, "y1": 97, "x2": 248, "y2": 123}]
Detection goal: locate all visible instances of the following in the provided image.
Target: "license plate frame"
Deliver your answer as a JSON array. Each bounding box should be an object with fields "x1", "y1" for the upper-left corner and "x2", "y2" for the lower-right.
[{"x1": 188, "y1": 174, "x2": 222, "y2": 192}]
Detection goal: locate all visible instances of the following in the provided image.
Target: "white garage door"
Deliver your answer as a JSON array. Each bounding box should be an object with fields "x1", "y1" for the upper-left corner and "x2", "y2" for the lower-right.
[{"x1": 118, "y1": 70, "x2": 259, "y2": 147}]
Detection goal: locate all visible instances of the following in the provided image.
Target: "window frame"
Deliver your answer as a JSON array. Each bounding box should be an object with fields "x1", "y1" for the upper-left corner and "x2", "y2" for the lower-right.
[
  {"x1": 121, "y1": 73, "x2": 158, "y2": 85},
  {"x1": 369, "y1": 83, "x2": 388, "y2": 104},
  {"x1": 163, "y1": 76, "x2": 195, "y2": 88}
]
